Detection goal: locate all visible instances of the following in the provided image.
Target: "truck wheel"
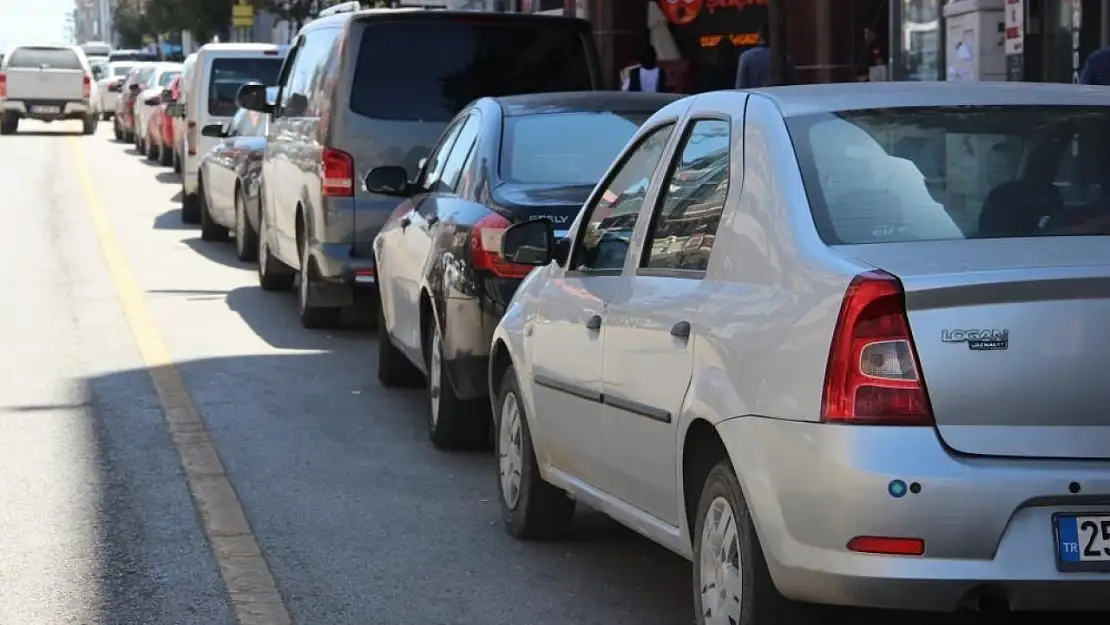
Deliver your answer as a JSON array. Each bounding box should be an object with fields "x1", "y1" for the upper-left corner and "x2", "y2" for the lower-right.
[
  {"x1": 181, "y1": 191, "x2": 200, "y2": 224},
  {"x1": 0, "y1": 118, "x2": 18, "y2": 135},
  {"x1": 82, "y1": 115, "x2": 97, "y2": 135}
]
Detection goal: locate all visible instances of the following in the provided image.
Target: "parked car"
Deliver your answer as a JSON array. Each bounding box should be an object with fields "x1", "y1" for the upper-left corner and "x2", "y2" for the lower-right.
[
  {"x1": 97, "y1": 60, "x2": 136, "y2": 119},
  {"x1": 107, "y1": 49, "x2": 157, "y2": 64},
  {"x1": 234, "y1": 5, "x2": 602, "y2": 331},
  {"x1": 113, "y1": 63, "x2": 155, "y2": 142},
  {"x1": 0, "y1": 44, "x2": 98, "y2": 134},
  {"x1": 169, "y1": 53, "x2": 198, "y2": 174},
  {"x1": 178, "y1": 44, "x2": 287, "y2": 224},
  {"x1": 134, "y1": 63, "x2": 182, "y2": 155},
  {"x1": 147, "y1": 74, "x2": 183, "y2": 166},
  {"x1": 488, "y1": 82, "x2": 1110, "y2": 622},
  {"x1": 371, "y1": 92, "x2": 678, "y2": 449},
  {"x1": 196, "y1": 86, "x2": 277, "y2": 261}
]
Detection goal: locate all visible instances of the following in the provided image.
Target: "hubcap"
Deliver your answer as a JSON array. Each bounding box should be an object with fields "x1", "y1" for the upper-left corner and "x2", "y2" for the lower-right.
[
  {"x1": 498, "y1": 391, "x2": 523, "y2": 509},
  {"x1": 298, "y1": 247, "x2": 309, "y2": 311},
  {"x1": 258, "y1": 217, "x2": 269, "y2": 276},
  {"x1": 235, "y1": 197, "x2": 245, "y2": 255},
  {"x1": 428, "y1": 325, "x2": 442, "y2": 427},
  {"x1": 699, "y1": 496, "x2": 743, "y2": 625}
]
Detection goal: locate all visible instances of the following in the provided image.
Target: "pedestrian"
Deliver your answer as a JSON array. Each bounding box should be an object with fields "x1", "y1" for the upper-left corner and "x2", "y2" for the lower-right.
[
  {"x1": 735, "y1": 22, "x2": 794, "y2": 89},
  {"x1": 856, "y1": 26, "x2": 886, "y2": 81},
  {"x1": 622, "y1": 45, "x2": 669, "y2": 93},
  {"x1": 1080, "y1": 45, "x2": 1110, "y2": 85}
]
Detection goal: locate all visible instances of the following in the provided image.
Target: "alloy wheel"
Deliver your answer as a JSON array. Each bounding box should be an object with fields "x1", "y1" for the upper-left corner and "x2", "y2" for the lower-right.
[
  {"x1": 428, "y1": 324, "x2": 442, "y2": 428},
  {"x1": 699, "y1": 496, "x2": 743, "y2": 625},
  {"x1": 498, "y1": 391, "x2": 523, "y2": 509}
]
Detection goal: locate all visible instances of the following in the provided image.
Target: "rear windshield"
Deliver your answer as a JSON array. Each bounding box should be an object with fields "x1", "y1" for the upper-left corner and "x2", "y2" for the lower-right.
[
  {"x1": 113, "y1": 64, "x2": 134, "y2": 76},
  {"x1": 8, "y1": 47, "x2": 83, "y2": 70},
  {"x1": 136, "y1": 66, "x2": 156, "y2": 85},
  {"x1": 158, "y1": 70, "x2": 181, "y2": 87},
  {"x1": 208, "y1": 57, "x2": 283, "y2": 117},
  {"x1": 788, "y1": 106, "x2": 1110, "y2": 244},
  {"x1": 350, "y1": 20, "x2": 593, "y2": 122},
  {"x1": 501, "y1": 111, "x2": 648, "y2": 185}
]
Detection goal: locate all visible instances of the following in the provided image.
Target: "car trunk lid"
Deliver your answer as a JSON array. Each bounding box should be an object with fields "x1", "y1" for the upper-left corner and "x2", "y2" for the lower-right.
[
  {"x1": 836, "y1": 237, "x2": 1110, "y2": 460},
  {"x1": 490, "y1": 182, "x2": 592, "y2": 234}
]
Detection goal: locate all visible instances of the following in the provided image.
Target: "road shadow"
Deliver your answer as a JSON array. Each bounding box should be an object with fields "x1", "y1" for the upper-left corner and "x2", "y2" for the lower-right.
[
  {"x1": 152, "y1": 208, "x2": 191, "y2": 231},
  {"x1": 156, "y1": 172, "x2": 179, "y2": 185},
  {"x1": 223, "y1": 285, "x2": 373, "y2": 350},
  {"x1": 181, "y1": 236, "x2": 248, "y2": 269}
]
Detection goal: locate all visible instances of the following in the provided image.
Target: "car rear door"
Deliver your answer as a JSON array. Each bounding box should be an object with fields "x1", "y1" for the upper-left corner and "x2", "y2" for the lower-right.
[{"x1": 4, "y1": 46, "x2": 87, "y2": 103}]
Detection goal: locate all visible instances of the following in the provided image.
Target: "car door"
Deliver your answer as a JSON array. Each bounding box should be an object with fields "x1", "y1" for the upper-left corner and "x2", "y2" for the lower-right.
[
  {"x1": 216, "y1": 111, "x2": 261, "y2": 224},
  {"x1": 528, "y1": 122, "x2": 677, "y2": 486},
  {"x1": 599, "y1": 117, "x2": 732, "y2": 526},
  {"x1": 380, "y1": 117, "x2": 466, "y2": 361},
  {"x1": 206, "y1": 110, "x2": 243, "y2": 217},
  {"x1": 264, "y1": 40, "x2": 305, "y2": 265}
]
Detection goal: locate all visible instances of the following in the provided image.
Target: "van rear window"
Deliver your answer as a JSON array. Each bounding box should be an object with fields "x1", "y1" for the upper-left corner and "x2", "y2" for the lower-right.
[
  {"x1": 350, "y1": 20, "x2": 594, "y2": 122},
  {"x1": 208, "y1": 57, "x2": 283, "y2": 117},
  {"x1": 8, "y1": 47, "x2": 83, "y2": 70}
]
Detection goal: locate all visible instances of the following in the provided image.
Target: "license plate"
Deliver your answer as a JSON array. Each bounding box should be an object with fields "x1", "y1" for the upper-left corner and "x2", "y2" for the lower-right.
[
  {"x1": 31, "y1": 105, "x2": 60, "y2": 114},
  {"x1": 1055, "y1": 514, "x2": 1110, "y2": 571}
]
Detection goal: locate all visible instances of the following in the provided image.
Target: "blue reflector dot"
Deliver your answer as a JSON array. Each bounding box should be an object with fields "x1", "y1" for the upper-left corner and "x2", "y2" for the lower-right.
[{"x1": 888, "y1": 480, "x2": 908, "y2": 498}]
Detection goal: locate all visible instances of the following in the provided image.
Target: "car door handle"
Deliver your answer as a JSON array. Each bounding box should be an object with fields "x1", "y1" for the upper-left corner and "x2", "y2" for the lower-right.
[
  {"x1": 585, "y1": 314, "x2": 602, "y2": 331},
  {"x1": 670, "y1": 320, "x2": 691, "y2": 339}
]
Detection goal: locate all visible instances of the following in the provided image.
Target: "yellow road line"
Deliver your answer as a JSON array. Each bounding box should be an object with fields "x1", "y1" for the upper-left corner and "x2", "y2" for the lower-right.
[{"x1": 68, "y1": 136, "x2": 293, "y2": 625}]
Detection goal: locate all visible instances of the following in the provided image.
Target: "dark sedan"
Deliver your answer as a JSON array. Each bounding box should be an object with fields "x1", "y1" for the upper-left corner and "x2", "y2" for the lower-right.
[
  {"x1": 369, "y1": 91, "x2": 680, "y2": 450},
  {"x1": 196, "y1": 86, "x2": 277, "y2": 261}
]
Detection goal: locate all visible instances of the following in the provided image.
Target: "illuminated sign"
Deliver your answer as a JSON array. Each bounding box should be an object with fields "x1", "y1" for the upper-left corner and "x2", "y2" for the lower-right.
[{"x1": 659, "y1": 0, "x2": 768, "y2": 26}]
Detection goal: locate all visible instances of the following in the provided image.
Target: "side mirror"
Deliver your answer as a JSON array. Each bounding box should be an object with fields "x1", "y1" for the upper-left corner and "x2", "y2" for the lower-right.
[
  {"x1": 128, "y1": 83, "x2": 141, "y2": 94},
  {"x1": 363, "y1": 165, "x2": 411, "y2": 196},
  {"x1": 144, "y1": 96, "x2": 160, "y2": 106},
  {"x1": 201, "y1": 123, "x2": 225, "y2": 138},
  {"x1": 107, "y1": 81, "x2": 121, "y2": 92},
  {"x1": 501, "y1": 219, "x2": 555, "y2": 266},
  {"x1": 92, "y1": 67, "x2": 104, "y2": 79},
  {"x1": 236, "y1": 82, "x2": 272, "y2": 113},
  {"x1": 160, "y1": 88, "x2": 174, "y2": 104}
]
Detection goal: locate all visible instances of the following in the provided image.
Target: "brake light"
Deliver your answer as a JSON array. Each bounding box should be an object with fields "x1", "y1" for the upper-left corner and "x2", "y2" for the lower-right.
[
  {"x1": 469, "y1": 213, "x2": 534, "y2": 279},
  {"x1": 82, "y1": 74, "x2": 92, "y2": 99},
  {"x1": 820, "y1": 270, "x2": 933, "y2": 425},
  {"x1": 321, "y1": 148, "x2": 354, "y2": 197},
  {"x1": 263, "y1": 48, "x2": 279, "y2": 55},
  {"x1": 847, "y1": 536, "x2": 925, "y2": 556}
]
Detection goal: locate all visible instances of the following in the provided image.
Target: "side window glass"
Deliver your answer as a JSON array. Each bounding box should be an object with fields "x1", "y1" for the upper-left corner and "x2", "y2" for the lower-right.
[
  {"x1": 571, "y1": 123, "x2": 675, "y2": 273},
  {"x1": 421, "y1": 120, "x2": 464, "y2": 191},
  {"x1": 642, "y1": 119, "x2": 731, "y2": 273},
  {"x1": 435, "y1": 113, "x2": 481, "y2": 194},
  {"x1": 277, "y1": 44, "x2": 303, "y2": 113},
  {"x1": 280, "y1": 31, "x2": 331, "y2": 117}
]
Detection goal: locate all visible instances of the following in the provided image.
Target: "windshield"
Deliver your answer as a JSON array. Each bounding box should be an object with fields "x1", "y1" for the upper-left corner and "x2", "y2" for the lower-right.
[
  {"x1": 208, "y1": 57, "x2": 283, "y2": 117},
  {"x1": 351, "y1": 20, "x2": 594, "y2": 122},
  {"x1": 158, "y1": 70, "x2": 181, "y2": 88},
  {"x1": 8, "y1": 47, "x2": 83, "y2": 70},
  {"x1": 109, "y1": 50, "x2": 157, "y2": 62},
  {"x1": 500, "y1": 111, "x2": 648, "y2": 185},
  {"x1": 787, "y1": 105, "x2": 1110, "y2": 244}
]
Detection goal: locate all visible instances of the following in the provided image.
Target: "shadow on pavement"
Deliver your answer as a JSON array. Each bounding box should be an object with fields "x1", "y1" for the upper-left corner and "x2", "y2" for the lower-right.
[
  {"x1": 153, "y1": 208, "x2": 191, "y2": 231},
  {"x1": 224, "y1": 285, "x2": 373, "y2": 350},
  {"x1": 156, "y1": 172, "x2": 179, "y2": 185},
  {"x1": 181, "y1": 236, "x2": 247, "y2": 269}
]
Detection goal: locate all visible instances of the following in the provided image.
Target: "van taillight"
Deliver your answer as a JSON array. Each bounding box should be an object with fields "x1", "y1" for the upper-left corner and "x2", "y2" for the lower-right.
[
  {"x1": 82, "y1": 74, "x2": 92, "y2": 99},
  {"x1": 0, "y1": 73, "x2": 6, "y2": 98},
  {"x1": 820, "y1": 270, "x2": 933, "y2": 425},
  {"x1": 187, "y1": 121, "x2": 197, "y2": 155},
  {"x1": 321, "y1": 148, "x2": 354, "y2": 197},
  {"x1": 469, "y1": 213, "x2": 534, "y2": 279}
]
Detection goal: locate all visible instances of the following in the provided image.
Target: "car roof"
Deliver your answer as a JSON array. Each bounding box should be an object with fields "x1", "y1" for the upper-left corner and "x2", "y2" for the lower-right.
[
  {"x1": 744, "y1": 82, "x2": 1110, "y2": 118},
  {"x1": 197, "y1": 43, "x2": 286, "y2": 54},
  {"x1": 493, "y1": 92, "x2": 682, "y2": 117},
  {"x1": 309, "y1": 7, "x2": 587, "y2": 28}
]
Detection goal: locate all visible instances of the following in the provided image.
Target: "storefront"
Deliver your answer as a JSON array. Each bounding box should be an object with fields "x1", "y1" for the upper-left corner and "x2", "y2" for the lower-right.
[
  {"x1": 1009, "y1": 0, "x2": 1105, "y2": 82},
  {"x1": 890, "y1": 0, "x2": 946, "y2": 80}
]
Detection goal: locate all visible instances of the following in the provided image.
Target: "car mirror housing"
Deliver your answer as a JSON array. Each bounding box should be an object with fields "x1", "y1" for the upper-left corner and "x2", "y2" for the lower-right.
[
  {"x1": 502, "y1": 219, "x2": 555, "y2": 266},
  {"x1": 363, "y1": 166, "x2": 411, "y2": 197}
]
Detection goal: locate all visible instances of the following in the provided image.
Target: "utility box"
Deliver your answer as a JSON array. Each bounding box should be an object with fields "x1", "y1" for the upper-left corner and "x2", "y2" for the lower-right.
[{"x1": 944, "y1": 0, "x2": 1007, "y2": 81}]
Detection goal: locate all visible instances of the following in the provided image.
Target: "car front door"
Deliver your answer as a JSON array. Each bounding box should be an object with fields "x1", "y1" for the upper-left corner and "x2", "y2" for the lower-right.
[
  {"x1": 528, "y1": 122, "x2": 677, "y2": 487},
  {"x1": 599, "y1": 117, "x2": 732, "y2": 526}
]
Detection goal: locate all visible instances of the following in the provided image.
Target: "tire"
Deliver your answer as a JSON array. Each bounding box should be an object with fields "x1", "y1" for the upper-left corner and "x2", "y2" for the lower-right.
[
  {"x1": 233, "y1": 189, "x2": 258, "y2": 262},
  {"x1": 297, "y1": 235, "x2": 341, "y2": 329},
  {"x1": 113, "y1": 117, "x2": 122, "y2": 141},
  {"x1": 691, "y1": 461, "x2": 820, "y2": 625},
  {"x1": 124, "y1": 130, "x2": 134, "y2": 143},
  {"x1": 199, "y1": 180, "x2": 229, "y2": 242},
  {"x1": 173, "y1": 149, "x2": 181, "y2": 174},
  {"x1": 146, "y1": 137, "x2": 158, "y2": 160},
  {"x1": 101, "y1": 112, "x2": 111, "y2": 121},
  {"x1": 81, "y1": 115, "x2": 97, "y2": 135},
  {"x1": 159, "y1": 142, "x2": 173, "y2": 166},
  {"x1": 495, "y1": 365, "x2": 574, "y2": 539},
  {"x1": 181, "y1": 190, "x2": 200, "y2": 224},
  {"x1": 376, "y1": 291, "x2": 423, "y2": 387},
  {"x1": 0, "y1": 118, "x2": 17, "y2": 135},
  {"x1": 257, "y1": 208, "x2": 295, "y2": 291},
  {"x1": 424, "y1": 314, "x2": 490, "y2": 450}
]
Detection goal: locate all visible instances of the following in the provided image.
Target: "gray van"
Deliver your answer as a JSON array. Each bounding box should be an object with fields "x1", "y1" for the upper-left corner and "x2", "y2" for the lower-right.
[{"x1": 234, "y1": 6, "x2": 602, "y2": 329}]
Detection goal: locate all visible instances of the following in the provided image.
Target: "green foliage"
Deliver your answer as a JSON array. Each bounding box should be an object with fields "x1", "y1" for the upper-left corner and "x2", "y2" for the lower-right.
[{"x1": 113, "y1": 0, "x2": 150, "y2": 48}]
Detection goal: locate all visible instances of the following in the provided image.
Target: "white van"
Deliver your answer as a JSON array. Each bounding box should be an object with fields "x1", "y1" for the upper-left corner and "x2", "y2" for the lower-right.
[{"x1": 179, "y1": 43, "x2": 287, "y2": 224}]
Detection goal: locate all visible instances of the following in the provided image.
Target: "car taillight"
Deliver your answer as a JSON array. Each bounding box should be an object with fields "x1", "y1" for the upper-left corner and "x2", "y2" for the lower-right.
[
  {"x1": 187, "y1": 121, "x2": 197, "y2": 155},
  {"x1": 321, "y1": 148, "x2": 354, "y2": 197},
  {"x1": 82, "y1": 74, "x2": 92, "y2": 98},
  {"x1": 0, "y1": 73, "x2": 7, "y2": 98},
  {"x1": 469, "y1": 213, "x2": 535, "y2": 279},
  {"x1": 820, "y1": 270, "x2": 933, "y2": 425}
]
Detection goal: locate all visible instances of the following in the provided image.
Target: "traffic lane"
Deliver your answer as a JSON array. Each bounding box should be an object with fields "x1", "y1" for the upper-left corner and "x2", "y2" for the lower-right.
[
  {"x1": 0, "y1": 121, "x2": 233, "y2": 624},
  {"x1": 83, "y1": 125, "x2": 1102, "y2": 625}
]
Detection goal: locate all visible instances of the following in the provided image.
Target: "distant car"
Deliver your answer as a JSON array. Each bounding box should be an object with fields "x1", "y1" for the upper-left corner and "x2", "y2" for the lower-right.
[
  {"x1": 196, "y1": 86, "x2": 277, "y2": 262},
  {"x1": 488, "y1": 82, "x2": 1110, "y2": 622},
  {"x1": 98, "y1": 61, "x2": 138, "y2": 120},
  {"x1": 0, "y1": 44, "x2": 98, "y2": 134},
  {"x1": 147, "y1": 74, "x2": 183, "y2": 166},
  {"x1": 134, "y1": 63, "x2": 182, "y2": 155},
  {"x1": 113, "y1": 63, "x2": 155, "y2": 142},
  {"x1": 371, "y1": 92, "x2": 679, "y2": 450}
]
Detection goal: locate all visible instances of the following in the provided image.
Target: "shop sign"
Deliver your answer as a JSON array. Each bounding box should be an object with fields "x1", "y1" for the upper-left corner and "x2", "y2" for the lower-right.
[
  {"x1": 658, "y1": 0, "x2": 768, "y2": 49},
  {"x1": 1004, "y1": 0, "x2": 1023, "y2": 81}
]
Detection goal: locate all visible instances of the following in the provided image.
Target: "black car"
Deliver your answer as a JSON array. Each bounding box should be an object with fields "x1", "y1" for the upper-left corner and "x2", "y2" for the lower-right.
[
  {"x1": 196, "y1": 86, "x2": 277, "y2": 261},
  {"x1": 370, "y1": 91, "x2": 681, "y2": 450}
]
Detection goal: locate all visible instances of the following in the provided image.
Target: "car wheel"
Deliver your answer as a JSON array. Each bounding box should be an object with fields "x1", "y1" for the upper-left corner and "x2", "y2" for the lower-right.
[
  {"x1": 296, "y1": 237, "x2": 341, "y2": 329},
  {"x1": 100, "y1": 112, "x2": 111, "y2": 121},
  {"x1": 495, "y1": 365, "x2": 574, "y2": 539},
  {"x1": 181, "y1": 189, "x2": 200, "y2": 224},
  {"x1": 159, "y1": 142, "x2": 173, "y2": 166},
  {"x1": 376, "y1": 289, "x2": 423, "y2": 387},
  {"x1": 233, "y1": 190, "x2": 258, "y2": 262},
  {"x1": 81, "y1": 115, "x2": 97, "y2": 135},
  {"x1": 173, "y1": 149, "x2": 181, "y2": 174},
  {"x1": 692, "y1": 461, "x2": 819, "y2": 625},
  {"x1": 0, "y1": 117, "x2": 18, "y2": 135},
  {"x1": 424, "y1": 315, "x2": 489, "y2": 450},
  {"x1": 112, "y1": 116, "x2": 122, "y2": 141},
  {"x1": 146, "y1": 137, "x2": 158, "y2": 161},
  {"x1": 199, "y1": 181, "x2": 229, "y2": 242},
  {"x1": 257, "y1": 209, "x2": 295, "y2": 291}
]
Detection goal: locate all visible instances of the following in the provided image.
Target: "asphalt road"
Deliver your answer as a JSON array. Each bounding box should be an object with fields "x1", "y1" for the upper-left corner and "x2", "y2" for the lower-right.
[{"x1": 0, "y1": 119, "x2": 1100, "y2": 625}]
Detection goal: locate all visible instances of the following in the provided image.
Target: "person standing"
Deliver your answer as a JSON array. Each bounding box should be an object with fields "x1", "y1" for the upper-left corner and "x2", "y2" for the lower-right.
[
  {"x1": 1080, "y1": 46, "x2": 1110, "y2": 85},
  {"x1": 857, "y1": 26, "x2": 886, "y2": 81},
  {"x1": 622, "y1": 45, "x2": 669, "y2": 92},
  {"x1": 735, "y1": 22, "x2": 795, "y2": 89}
]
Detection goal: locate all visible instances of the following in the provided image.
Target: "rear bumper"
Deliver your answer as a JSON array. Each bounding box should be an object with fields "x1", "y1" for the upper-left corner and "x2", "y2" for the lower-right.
[
  {"x1": 307, "y1": 241, "x2": 378, "y2": 308},
  {"x1": 718, "y1": 417, "x2": 1110, "y2": 611},
  {"x1": 2, "y1": 100, "x2": 91, "y2": 120}
]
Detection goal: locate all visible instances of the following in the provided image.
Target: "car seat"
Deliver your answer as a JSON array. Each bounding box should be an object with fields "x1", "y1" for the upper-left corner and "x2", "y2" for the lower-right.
[{"x1": 978, "y1": 180, "x2": 1062, "y2": 238}]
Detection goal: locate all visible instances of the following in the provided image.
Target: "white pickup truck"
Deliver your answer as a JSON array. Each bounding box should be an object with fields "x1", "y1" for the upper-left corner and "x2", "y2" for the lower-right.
[{"x1": 0, "y1": 44, "x2": 98, "y2": 135}]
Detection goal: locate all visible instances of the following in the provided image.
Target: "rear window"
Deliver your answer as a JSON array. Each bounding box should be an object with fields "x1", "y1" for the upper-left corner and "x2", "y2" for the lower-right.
[
  {"x1": 136, "y1": 66, "x2": 156, "y2": 85},
  {"x1": 113, "y1": 64, "x2": 134, "y2": 76},
  {"x1": 82, "y1": 43, "x2": 112, "y2": 57},
  {"x1": 8, "y1": 47, "x2": 83, "y2": 70},
  {"x1": 788, "y1": 106, "x2": 1110, "y2": 244},
  {"x1": 158, "y1": 70, "x2": 181, "y2": 87},
  {"x1": 501, "y1": 111, "x2": 648, "y2": 185},
  {"x1": 350, "y1": 20, "x2": 593, "y2": 122},
  {"x1": 207, "y1": 57, "x2": 283, "y2": 117}
]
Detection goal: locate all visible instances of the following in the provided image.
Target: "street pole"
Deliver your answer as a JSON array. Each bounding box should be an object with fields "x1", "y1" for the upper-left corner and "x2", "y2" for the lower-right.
[{"x1": 768, "y1": 0, "x2": 787, "y2": 85}]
